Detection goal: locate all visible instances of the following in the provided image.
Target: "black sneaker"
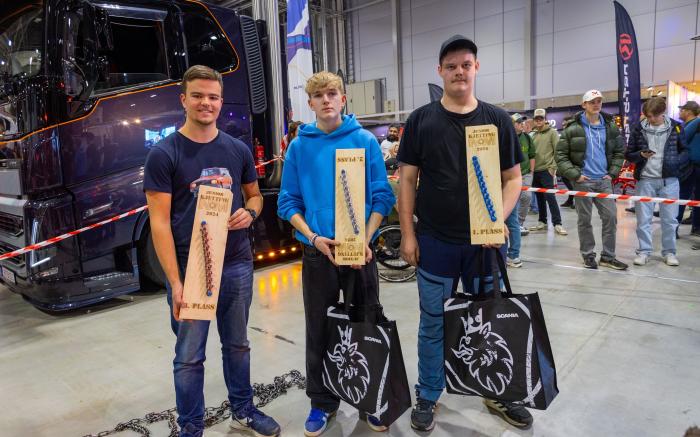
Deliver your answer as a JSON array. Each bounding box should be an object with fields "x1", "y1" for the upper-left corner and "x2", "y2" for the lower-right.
[
  {"x1": 484, "y1": 399, "x2": 533, "y2": 429},
  {"x1": 599, "y1": 257, "x2": 628, "y2": 270},
  {"x1": 691, "y1": 228, "x2": 700, "y2": 237},
  {"x1": 583, "y1": 256, "x2": 598, "y2": 269},
  {"x1": 410, "y1": 398, "x2": 436, "y2": 431}
]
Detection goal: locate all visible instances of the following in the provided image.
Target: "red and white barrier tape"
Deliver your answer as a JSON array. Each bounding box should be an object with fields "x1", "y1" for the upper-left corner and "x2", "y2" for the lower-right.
[
  {"x1": 522, "y1": 186, "x2": 700, "y2": 207},
  {"x1": 0, "y1": 206, "x2": 148, "y2": 261},
  {"x1": 2, "y1": 164, "x2": 697, "y2": 261},
  {"x1": 0, "y1": 156, "x2": 284, "y2": 262}
]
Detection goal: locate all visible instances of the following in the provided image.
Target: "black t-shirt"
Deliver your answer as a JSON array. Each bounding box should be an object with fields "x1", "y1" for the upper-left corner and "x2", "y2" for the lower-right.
[
  {"x1": 397, "y1": 100, "x2": 522, "y2": 244},
  {"x1": 143, "y1": 131, "x2": 257, "y2": 263}
]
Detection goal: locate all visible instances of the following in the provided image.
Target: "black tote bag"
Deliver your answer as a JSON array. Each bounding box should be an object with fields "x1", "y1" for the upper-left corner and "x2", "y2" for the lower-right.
[
  {"x1": 322, "y1": 292, "x2": 411, "y2": 426},
  {"x1": 443, "y1": 249, "x2": 558, "y2": 410}
]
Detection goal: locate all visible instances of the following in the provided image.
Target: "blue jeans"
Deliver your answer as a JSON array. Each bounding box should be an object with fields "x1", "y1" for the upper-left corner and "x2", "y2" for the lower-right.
[
  {"x1": 506, "y1": 199, "x2": 521, "y2": 259},
  {"x1": 166, "y1": 260, "x2": 254, "y2": 435},
  {"x1": 635, "y1": 178, "x2": 679, "y2": 256},
  {"x1": 415, "y1": 234, "x2": 505, "y2": 403}
]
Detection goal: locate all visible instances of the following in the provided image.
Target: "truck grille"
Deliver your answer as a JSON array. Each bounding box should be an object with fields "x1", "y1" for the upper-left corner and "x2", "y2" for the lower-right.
[
  {"x1": 0, "y1": 212, "x2": 23, "y2": 237},
  {"x1": 0, "y1": 242, "x2": 24, "y2": 268}
]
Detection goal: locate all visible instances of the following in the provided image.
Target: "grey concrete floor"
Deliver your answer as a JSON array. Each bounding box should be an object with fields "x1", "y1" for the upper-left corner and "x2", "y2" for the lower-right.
[{"x1": 1, "y1": 204, "x2": 699, "y2": 437}]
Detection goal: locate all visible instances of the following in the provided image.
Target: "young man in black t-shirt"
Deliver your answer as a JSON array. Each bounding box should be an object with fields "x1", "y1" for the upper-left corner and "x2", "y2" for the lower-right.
[
  {"x1": 397, "y1": 36, "x2": 530, "y2": 431},
  {"x1": 144, "y1": 65, "x2": 280, "y2": 437}
]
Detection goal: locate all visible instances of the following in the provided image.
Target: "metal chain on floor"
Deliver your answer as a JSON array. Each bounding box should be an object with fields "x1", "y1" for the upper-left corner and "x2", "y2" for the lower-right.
[{"x1": 83, "y1": 370, "x2": 306, "y2": 437}]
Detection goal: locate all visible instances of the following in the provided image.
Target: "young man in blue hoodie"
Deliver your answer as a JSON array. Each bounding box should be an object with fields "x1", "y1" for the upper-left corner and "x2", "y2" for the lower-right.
[
  {"x1": 277, "y1": 71, "x2": 395, "y2": 436},
  {"x1": 398, "y1": 36, "x2": 528, "y2": 431},
  {"x1": 556, "y1": 90, "x2": 627, "y2": 270}
]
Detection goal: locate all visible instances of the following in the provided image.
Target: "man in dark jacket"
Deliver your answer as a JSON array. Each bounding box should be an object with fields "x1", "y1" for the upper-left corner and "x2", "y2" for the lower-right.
[
  {"x1": 556, "y1": 90, "x2": 628, "y2": 270},
  {"x1": 625, "y1": 97, "x2": 688, "y2": 266}
]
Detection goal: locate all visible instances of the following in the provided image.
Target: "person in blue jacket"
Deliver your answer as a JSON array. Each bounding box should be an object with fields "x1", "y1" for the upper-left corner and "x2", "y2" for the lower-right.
[
  {"x1": 277, "y1": 71, "x2": 395, "y2": 436},
  {"x1": 677, "y1": 100, "x2": 700, "y2": 235}
]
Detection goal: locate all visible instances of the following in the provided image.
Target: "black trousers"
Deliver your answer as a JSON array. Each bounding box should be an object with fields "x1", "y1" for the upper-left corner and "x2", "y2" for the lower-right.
[
  {"x1": 533, "y1": 170, "x2": 562, "y2": 225},
  {"x1": 301, "y1": 244, "x2": 380, "y2": 413}
]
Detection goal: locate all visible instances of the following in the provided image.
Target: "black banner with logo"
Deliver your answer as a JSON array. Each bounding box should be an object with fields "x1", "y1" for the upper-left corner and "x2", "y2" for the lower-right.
[{"x1": 614, "y1": 1, "x2": 641, "y2": 144}]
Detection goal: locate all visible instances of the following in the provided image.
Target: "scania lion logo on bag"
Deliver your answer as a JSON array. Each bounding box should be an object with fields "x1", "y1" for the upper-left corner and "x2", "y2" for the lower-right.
[
  {"x1": 327, "y1": 326, "x2": 370, "y2": 403},
  {"x1": 452, "y1": 309, "x2": 514, "y2": 395}
]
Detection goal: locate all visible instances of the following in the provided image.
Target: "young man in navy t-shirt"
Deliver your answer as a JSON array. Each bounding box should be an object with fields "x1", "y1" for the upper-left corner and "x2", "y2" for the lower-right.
[{"x1": 144, "y1": 65, "x2": 280, "y2": 437}]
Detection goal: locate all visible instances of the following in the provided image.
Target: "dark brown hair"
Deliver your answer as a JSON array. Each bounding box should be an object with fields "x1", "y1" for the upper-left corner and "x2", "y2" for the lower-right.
[
  {"x1": 181, "y1": 65, "x2": 223, "y2": 94},
  {"x1": 642, "y1": 96, "x2": 666, "y2": 117}
]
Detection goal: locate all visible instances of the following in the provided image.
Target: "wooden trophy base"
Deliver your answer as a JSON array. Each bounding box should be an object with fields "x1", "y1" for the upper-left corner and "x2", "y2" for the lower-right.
[{"x1": 180, "y1": 185, "x2": 233, "y2": 320}]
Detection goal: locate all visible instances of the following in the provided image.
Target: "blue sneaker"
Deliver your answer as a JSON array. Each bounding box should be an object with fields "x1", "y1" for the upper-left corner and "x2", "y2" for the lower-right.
[
  {"x1": 359, "y1": 411, "x2": 389, "y2": 432},
  {"x1": 230, "y1": 404, "x2": 281, "y2": 437},
  {"x1": 304, "y1": 408, "x2": 337, "y2": 436}
]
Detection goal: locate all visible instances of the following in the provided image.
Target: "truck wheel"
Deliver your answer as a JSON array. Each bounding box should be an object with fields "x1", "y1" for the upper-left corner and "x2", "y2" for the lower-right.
[{"x1": 138, "y1": 227, "x2": 166, "y2": 289}]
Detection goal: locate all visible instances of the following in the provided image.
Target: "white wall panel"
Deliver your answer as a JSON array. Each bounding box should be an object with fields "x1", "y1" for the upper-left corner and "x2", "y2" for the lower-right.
[
  {"x1": 477, "y1": 44, "x2": 504, "y2": 76},
  {"x1": 535, "y1": 33, "x2": 553, "y2": 66},
  {"x1": 505, "y1": 0, "x2": 526, "y2": 13},
  {"x1": 349, "y1": 0, "x2": 700, "y2": 111},
  {"x1": 553, "y1": 21, "x2": 614, "y2": 64},
  {"x1": 477, "y1": 73, "x2": 504, "y2": 102},
  {"x1": 553, "y1": 56, "x2": 617, "y2": 96},
  {"x1": 475, "y1": 0, "x2": 503, "y2": 19},
  {"x1": 504, "y1": 40, "x2": 525, "y2": 71},
  {"x1": 535, "y1": 65, "x2": 554, "y2": 97},
  {"x1": 475, "y1": 14, "x2": 503, "y2": 46},
  {"x1": 653, "y1": 44, "x2": 695, "y2": 83},
  {"x1": 656, "y1": 0, "x2": 696, "y2": 12},
  {"x1": 553, "y1": 0, "x2": 614, "y2": 32},
  {"x1": 534, "y1": 1, "x2": 554, "y2": 36},
  {"x1": 504, "y1": 8, "x2": 525, "y2": 42},
  {"x1": 504, "y1": 69, "x2": 526, "y2": 101},
  {"x1": 654, "y1": 4, "x2": 697, "y2": 48}
]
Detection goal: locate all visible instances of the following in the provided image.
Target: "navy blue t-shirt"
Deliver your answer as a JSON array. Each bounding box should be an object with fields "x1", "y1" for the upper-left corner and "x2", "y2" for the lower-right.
[{"x1": 143, "y1": 130, "x2": 257, "y2": 263}]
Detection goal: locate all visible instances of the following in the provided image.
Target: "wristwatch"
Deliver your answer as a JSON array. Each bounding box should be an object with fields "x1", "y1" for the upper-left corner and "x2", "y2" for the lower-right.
[{"x1": 246, "y1": 208, "x2": 257, "y2": 221}]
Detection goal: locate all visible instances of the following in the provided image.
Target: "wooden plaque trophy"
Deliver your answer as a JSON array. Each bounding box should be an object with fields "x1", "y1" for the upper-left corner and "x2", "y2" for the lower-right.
[
  {"x1": 180, "y1": 185, "x2": 233, "y2": 320},
  {"x1": 466, "y1": 125, "x2": 505, "y2": 245},
  {"x1": 334, "y1": 149, "x2": 366, "y2": 265}
]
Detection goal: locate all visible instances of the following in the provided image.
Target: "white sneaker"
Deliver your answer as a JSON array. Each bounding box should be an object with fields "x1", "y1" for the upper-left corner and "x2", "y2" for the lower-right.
[
  {"x1": 664, "y1": 254, "x2": 679, "y2": 266},
  {"x1": 506, "y1": 257, "x2": 523, "y2": 268},
  {"x1": 528, "y1": 221, "x2": 546, "y2": 231},
  {"x1": 633, "y1": 253, "x2": 649, "y2": 265},
  {"x1": 554, "y1": 225, "x2": 568, "y2": 236},
  {"x1": 519, "y1": 226, "x2": 529, "y2": 236}
]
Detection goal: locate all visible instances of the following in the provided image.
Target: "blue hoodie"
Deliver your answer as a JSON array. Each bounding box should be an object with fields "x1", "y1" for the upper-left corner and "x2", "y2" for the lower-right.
[
  {"x1": 580, "y1": 113, "x2": 609, "y2": 179},
  {"x1": 277, "y1": 114, "x2": 395, "y2": 245}
]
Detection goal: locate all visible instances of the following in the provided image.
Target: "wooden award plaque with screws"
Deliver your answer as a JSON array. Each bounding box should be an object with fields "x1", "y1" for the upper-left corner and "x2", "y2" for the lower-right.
[
  {"x1": 466, "y1": 125, "x2": 505, "y2": 245},
  {"x1": 335, "y1": 148, "x2": 366, "y2": 265},
  {"x1": 180, "y1": 185, "x2": 233, "y2": 320}
]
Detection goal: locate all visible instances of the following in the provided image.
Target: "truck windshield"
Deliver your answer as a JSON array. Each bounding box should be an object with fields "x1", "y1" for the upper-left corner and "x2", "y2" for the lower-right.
[{"x1": 0, "y1": 2, "x2": 44, "y2": 79}]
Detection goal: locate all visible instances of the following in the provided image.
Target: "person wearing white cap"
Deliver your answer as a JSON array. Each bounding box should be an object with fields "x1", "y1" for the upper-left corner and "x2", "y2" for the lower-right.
[{"x1": 555, "y1": 90, "x2": 628, "y2": 270}]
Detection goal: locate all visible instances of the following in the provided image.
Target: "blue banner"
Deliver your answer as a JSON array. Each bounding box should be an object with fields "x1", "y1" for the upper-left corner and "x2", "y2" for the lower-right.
[
  {"x1": 287, "y1": 0, "x2": 315, "y2": 123},
  {"x1": 614, "y1": 1, "x2": 641, "y2": 145}
]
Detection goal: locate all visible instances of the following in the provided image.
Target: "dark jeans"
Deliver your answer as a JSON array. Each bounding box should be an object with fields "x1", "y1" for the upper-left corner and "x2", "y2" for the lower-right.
[
  {"x1": 415, "y1": 234, "x2": 506, "y2": 403},
  {"x1": 301, "y1": 244, "x2": 380, "y2": 413},
  {"x1": 532, "y1": 170, "x2": 562, "y2": 225},
  {"x1": 166, "y1": 260, "x2": 254, "y2": 436},
  {"x1": 677, "y1": 164, "x2": 700, "y2": 230}
]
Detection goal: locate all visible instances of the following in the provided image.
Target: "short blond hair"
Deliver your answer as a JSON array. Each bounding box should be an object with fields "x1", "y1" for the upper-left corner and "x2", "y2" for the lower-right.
[{"x1": 305, "y1": 71, "x2": 344, "y2": 97}]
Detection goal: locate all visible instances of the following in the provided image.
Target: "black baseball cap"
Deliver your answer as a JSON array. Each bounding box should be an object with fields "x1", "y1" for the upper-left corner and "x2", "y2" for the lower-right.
[
  {"x1": 679, "y1": 101, "x2": 700, "y2": 113},
  {"x1": 439, "y1": 35, "x2": 478, "y2": 63}
]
